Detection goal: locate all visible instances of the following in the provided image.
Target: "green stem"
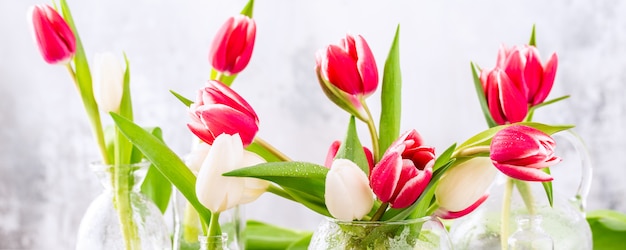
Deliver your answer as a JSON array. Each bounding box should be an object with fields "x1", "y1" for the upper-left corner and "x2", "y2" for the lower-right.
[
  {"x1": 371, "y1": 202, "x2": 389, "y2": 221},
  {"x1": 514, "y1": 180, "x2": 536, "y2": 215},
  {"x1": 362, "y1": 101, "x2": 380, "y2": 162},
  {"x1": 182, "y1": 201, "x2": 201, "y2": 243},
  {"x1": 501, "y1": 177, "x2": 514, "y2": 250},
  {"x1": 206, "y1": 212, "x2": 222, "y2": 250},
  {"x1": 253, "y1": 137, "x2": 292, "y2": 161},
  {"x1": 114, "y1": 164, "x2": 140, "y2": 250},
  {"x1": 65, "y1": 64, "x2": 109, "y2": 164}
]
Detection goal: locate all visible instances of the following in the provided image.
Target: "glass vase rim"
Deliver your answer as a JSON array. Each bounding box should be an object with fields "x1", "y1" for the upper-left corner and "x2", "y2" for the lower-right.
[{"x1": 324, "y1": 215, "x2": 437, "y2": 225}]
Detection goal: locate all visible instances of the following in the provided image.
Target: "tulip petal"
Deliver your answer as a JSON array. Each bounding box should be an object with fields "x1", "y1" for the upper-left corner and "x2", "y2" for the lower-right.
[
  {"x1": 503, "y1": 49, "x2": 528, "y2": 97},
  {"x1": 390, "y1": 162, "x2": 432, "y2": 209},
  {"x1": 209, "y1": 17, "x2": 235, "y2": 73},
  {"x1": 196, "y1": 134, "x2": 246, "y2": 212},
  {"x1": 437, "y1": 194, "x2": 489, "y2": 219},
  {"x1": 326, "y1": 159, "x2": 374, "y2": 220},
  {"x1": 354, "y1": 35, "x2": 378, "y2": 96},
  {"x1": 435, "y1": 157, "x2": 497, "y2": 212},
  {"x1": 28, "y1": 5, "x2": 76, "y2": 64},
  {"x1": 370, "y1": 152, "x2": 402, "y2": 203},
  {"x1": 495, "y1": 70, "x2": 528, "y2": 123},
  {"x1": 325, "y1": 45, "x2": 362, "y2": 95},
  {"x1": 189, "y1": 105, "x2": 258, "y2": 146},
  {"x1": 523, "y1": 47, "x2": 543, "y2": 103},
  {"x1": 533, "y1": 53, "x2": 558, "y2": 105},
  {"x1": 492, "y1": 162, "x2": 553, "y2": 182},
  {"x1": 204, "y1": 80, "x2": 259, "y2": 121}
]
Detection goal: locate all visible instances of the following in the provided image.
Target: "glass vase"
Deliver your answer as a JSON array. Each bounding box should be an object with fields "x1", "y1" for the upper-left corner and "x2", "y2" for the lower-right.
[
  {"x1": 76, "y1": 162, "x2": 171, "y2": 250},
  {"x1": 507, "y1": 215, "x2": 554, "y2": 250},
  {"x1": 198, "y1": 234, "x2": 230, "y2": 250},
  {"x1": 448, "y1": 130, "x2": 593, "y2": 250},
  {"x1": 308, "y1": 216, "x2": 452, "y2": 250},
  {"x1": 172, "y1": 190, "x2": 244, "y2": 250}
]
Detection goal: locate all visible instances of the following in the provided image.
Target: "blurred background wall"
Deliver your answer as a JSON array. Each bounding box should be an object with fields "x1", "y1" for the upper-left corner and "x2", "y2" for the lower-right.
[{"x1": 2, "y1": 0, "x2": 625, "y2": 248}]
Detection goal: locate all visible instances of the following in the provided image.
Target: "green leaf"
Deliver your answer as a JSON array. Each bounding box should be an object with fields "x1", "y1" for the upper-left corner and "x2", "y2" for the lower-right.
[
  {"x1": 114, "y1": 53, "x2": 133, "y2": 165},
  {"x1": 528, "y1": 24, "x2": 537, "y2": 47},
  {"x1": 587, "y1": 210, "x2": 626, "y2": 250},
  {"x1": 245, "y1": 220, "x2": 312, "y2": 250},
  {"x1": 110, "y1": 113, "x2": 212, "y2": 226},
  {"x1": 378, "y1": 24, "x2": 402, "y2": 158},
  {"x1": 139, "y1": 127, "x2": 173, "y2": 214},
  {"x1": 240, "y1": 0, "x2": 255, "y2": 18},
  {"x1": 170, "y1": 90, "x2": 194, "y2": 107},
  {"x1": 224, "y1": 161, "x2": 330, "y2": 216},
  {"x1": 541, "y1": 168, "x2": 554, "y2": 207},
  {"x1": 433, "y1": 143, "x2": 456, "y2": 172},
  {"x1": 286, "y1": 233, "x2": 313, "y2": 250},
  {"x1": 224, "y1": 161, "x2": 328, "y2": 199},
  {"x1": 247, "y1": 141, "x2": 283, "y2": 162},
  {"x1": 335, "y1": 116, "x2": 369, "y2": 174},
  {"x1": 471, "y1": 62, "x2": 498, "y2": 128}
]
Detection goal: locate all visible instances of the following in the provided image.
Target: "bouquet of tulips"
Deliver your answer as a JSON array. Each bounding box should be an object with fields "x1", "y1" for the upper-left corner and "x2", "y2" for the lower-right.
[
  {"x1": 30, "y1": 0, "x2": 583, "y2": 249},
  {"x1": 109, "y1": 1, "x2": 572, "y2": 248}
]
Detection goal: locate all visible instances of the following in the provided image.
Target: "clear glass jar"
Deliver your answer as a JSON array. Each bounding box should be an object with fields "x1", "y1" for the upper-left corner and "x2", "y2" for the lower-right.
[
  {"x1": 172, "y1": 190, "x2": 244, "y2": 250},
  {"x1": 308, "y1": 216, "x2": 452, "y2": 250},
  {"x1": 198, "y1": 234, "x2": 229, "y2": 250},
  {"x1": 75, "y1": 162, "x2": 171, "y2": 250},
  {"x1": 449, "y1": 130, "x2": 593, "y2": 250},
  {"x1": 508, "y1": 215, "x2": 554, "y2": 250}
]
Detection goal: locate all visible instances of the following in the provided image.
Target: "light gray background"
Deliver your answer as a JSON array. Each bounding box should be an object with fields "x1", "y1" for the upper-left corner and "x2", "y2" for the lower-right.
[{"x1": 2, "y1": 0, "x2": 625, "y2": 249}]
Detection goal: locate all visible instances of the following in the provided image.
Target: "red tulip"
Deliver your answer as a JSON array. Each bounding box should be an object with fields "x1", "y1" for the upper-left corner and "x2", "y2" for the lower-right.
[
  {"x1": 324, "y1": 140, "x2": 374, "y2": 171},
  {"x1": 28, "y1": 4, "x2": 76, "y2": 65},
  {"x1": 480, "y1": 67, "x2": 528, "y2": 125},
  {"x1": 496, "y1": 45, "x2": 558, "y2": 106},
  {"x1": 370, "y1": 130, "x2": 434, "y2": 209},
  {"x1": 316, "y1": 34, "x2": 379, "y2": 97},
  {"x1": 208, "y1": 15, "x2": 256, "y2": 75},
  {"x1": 188, "y1": 80, "x2": 259, "y2": 146},
  {"x1": 490, "y1": 125, "x2": 561, "y2": 182}
]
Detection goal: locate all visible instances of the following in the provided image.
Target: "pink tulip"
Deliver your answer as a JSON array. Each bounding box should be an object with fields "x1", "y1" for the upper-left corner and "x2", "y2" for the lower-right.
[
  {"x1": 188, "y1": 80, "x2": 259, "y2": 146},
  {"x1": 370, "y1": 130, "x2": 435, "y2": 209},
  {"x1": 490, "y1": 125, "x2": 561, "y2": 182},
  {"x1": 496, "y1": 45, "x2": 558, "y2": 106},
  {"x1": 324, "y1": 140, "x2": 374, "y2": 171},
  {"x1": 28, "y1": 4, "x2": 76, "y2": 65},
  {"x1": 316, "y1": 34, "x2": 379, "y2": 98},
  {"x1": 480, "y1": 67, "x2": 528, "y2": 125},
  {"x1": 208, "y1": 15, "x2": 256, "y2": 75}
]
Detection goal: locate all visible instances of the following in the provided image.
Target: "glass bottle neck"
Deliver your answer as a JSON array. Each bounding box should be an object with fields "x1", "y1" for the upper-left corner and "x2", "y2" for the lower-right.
[{"x1": 199, "y1": 234, "x2": 229, "y2": 250}]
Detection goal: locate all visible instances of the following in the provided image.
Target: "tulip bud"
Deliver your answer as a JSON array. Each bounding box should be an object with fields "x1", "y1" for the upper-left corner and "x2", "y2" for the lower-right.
[
  {"x1": 195, "y1": 133, "x2": 269, "y2": 213},
  {"x1": 495, "y1": 45, "x2": 558, "y2": 106},
  {"x1": 28, "y1": 4, "x2": 76, "y2": 65},
  {"x1": 370, "y1": 130, "x2": 434, "y2": 209},
  {"x1": 480, "y1": 67, "x2": 528, "y2": 125},
  {"x1": 325, "y1": 159, "x2": 375, "y2": 221},
  {"x1": 92, "y1": 52, "x2": 124, "y2": 113},
  {"x1": 490, "y1": 125, "x2": 561, "y2": 182},
  {"x1": 324, "y1": 140, "x2": 374, "y2": 172},
  {"x1": 188, "y1": 80, "x2": 259, "y2": 146},
  {"x1": 315, "y1": 34, "x2": 378, "y2": 119},
  {"x1": 435, "y1": 157, "x2": 497, "y2": 219},
  {"x1": 209, "y1": 15, "x2": 256, "y2": 75}
]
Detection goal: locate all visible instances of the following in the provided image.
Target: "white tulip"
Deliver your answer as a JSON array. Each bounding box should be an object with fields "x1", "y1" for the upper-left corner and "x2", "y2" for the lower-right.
[
  {"x1": 185, "y1": 142, "x2": 211, "y2": 175},
  {"x1": 325, "y1": 159, "x2": 374, "y2": 221},
  {"x1": 92, "y1": 52, "x2": 124, "y2": 113},
  {"x1": 195, "y1": 133, "x2": 269, "y2": 213},
  {"x1": 435, "y1": 157, "x2": 498, "y2": 212}
]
